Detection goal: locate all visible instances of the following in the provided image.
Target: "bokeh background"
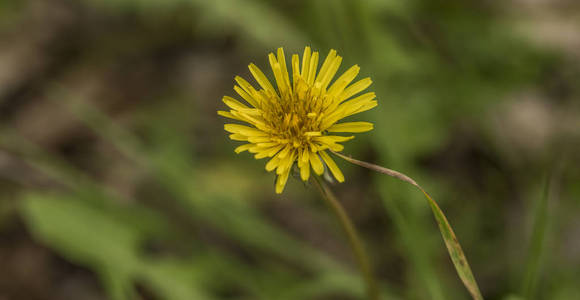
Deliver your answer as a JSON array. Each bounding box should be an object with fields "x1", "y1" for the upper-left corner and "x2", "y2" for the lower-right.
[{"x1": 1, "y1": 0, "x2": 579, "y2": 299}]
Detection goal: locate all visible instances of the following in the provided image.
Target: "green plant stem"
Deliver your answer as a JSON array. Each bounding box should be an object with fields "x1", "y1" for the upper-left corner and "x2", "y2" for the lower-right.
[{"x1": 312, "y1": 176, "x2": 380, "y2": 300}]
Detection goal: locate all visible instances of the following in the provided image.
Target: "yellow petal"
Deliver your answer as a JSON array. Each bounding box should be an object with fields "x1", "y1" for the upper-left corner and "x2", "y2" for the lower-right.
[
  {"x1": 255, "y1": 145, "x2": 279, "y2": 159},
  {"x1": 276, "y1": 150, "x2": 296, "y2": 175},
  {"x1": 266, "y1": 144, "x2": 285, "y2": 157},
  {"x1": 234, "y1": 85, "x2": 260, "y2": 108},
  {"x1": 277, "y1": 144, "x2": 291, "y2": 158},
  {"x1": 319, "y1": 150, "x2": 344, "y2": 182},
  {"x1": 321, "y1": 92, "x2": 377, "y2": 129},
  {"x1": 327, "y1": 65, "x2": 360, "y2": 97},
  {"x1": 256, "y1": 142, "x2": 279, "y2": 149},
  {"x1": 300, "y1": 162, "x2": 310, "y2": 181},
  {"x1": 229, "y1": 133, "x2": 247, "y2": 141},
  {"x1": 218, "y1": 110, "x2": 244, "y2": 122},
  {"x1": 222, "y1": 96, "x2": 250, "y2": 111},
  {"x1": 309, "y1": 152, "x2": 324, "y2": 175},
  {"x1": 319, "y1": 55, "x2": 342, "y2": 90},
  {"x1": 313, "y1": 135, "x2": 354, "y2": 144},
  {"x1": 247, "y1": 136, "x2": 271, "y2": 143},
  {"x1": 275, "y1": 168, "x2": 291, "y2": 194},
  {"x1": 265, "y1": 156, "x2": 279, "y2": 171},
  {"x1": 304, "y1": 131, "x2": 322, "y2": 137},
  {"x1": 348, "y1": 100, "x2": 378, "y2": 116},
  {"x1": 230, "y1": 111, "x2": 267, "y2": 130},
  {"x1": 315, "y1": 49, "x2": 337, "y2": 86},
  {"x1": 224, "y1": 124, "x2": 266, "y2": 137},
  {"x1": 330, "y1": 144, "x2": 344, "y2": 152},
  {"x1": 301, "y1": 46, "x2": 311, "y2": 78},
  {"x1": 339, "y1": 77, "x2": 372, "y2": 102},
  {"x1": 234, "y1": 144, "x2": 253, "y2": 154},
  {"x1": 341, "y1": 92, "x2": 376, "y2": 110},
  {"x1": 269, "y1": 53, "x2": 288, "y2": 95},
  {"x1": 248, "y1": 63, "x2": 277, "y2": 95},
  {"x1": 291, "y1": 54, "x2": 300, "y2": 88},
  {"x1": 235, "y1": 76, "x2": 260, "y2": 98},
  {"x1": 313, "y1": 140, "x2": 344, "y2": 152},
  {"x1": 306, "y1": 51, "x2": 319, "y2": 85},
  {"x1": 248, "y1": 145, "x2": 261, "y2": 153},
  {"x1": 277, "y1": 47, "x2": 291, "y2": 91},
  {"x1": 327, "y1": 122, "x2": 374, "y2": 133},
  {"x1": 301, "y1": 148, "x2": 309, "y2": 163}
]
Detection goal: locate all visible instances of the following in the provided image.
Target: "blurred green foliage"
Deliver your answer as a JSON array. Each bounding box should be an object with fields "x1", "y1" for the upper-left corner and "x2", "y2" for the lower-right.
[{"x1": 1, "y1": 0, "x2": 579, "y2": 300}]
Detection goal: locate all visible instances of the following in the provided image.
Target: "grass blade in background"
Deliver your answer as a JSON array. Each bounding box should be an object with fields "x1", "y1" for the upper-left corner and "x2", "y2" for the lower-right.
[
  {"x1": 333, "y1": 152, "x2": 484, "y2": 300},
  {"x1": 521, "y1": 166, "x2": 560, "y2": 299},
  {"x1": 520, "y1": 176, "x2": 549, "y2": 299}
]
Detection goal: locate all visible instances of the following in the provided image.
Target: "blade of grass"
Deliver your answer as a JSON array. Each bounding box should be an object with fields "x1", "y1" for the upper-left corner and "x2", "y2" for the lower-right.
[
  {"x1": 333, "y1": 151, "x2": 484, "y2": 300},
  {"x1": 521, "y1": 164, "x2": 561, "y2": 299},
  {"x1": 520, "y1": 175, "x2": 549, "y2": 299}
]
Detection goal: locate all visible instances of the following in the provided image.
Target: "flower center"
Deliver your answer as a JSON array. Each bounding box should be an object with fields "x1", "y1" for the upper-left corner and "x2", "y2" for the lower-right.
[{"x1": 262, "y1": 78, "x2": 329, "y2": 149}]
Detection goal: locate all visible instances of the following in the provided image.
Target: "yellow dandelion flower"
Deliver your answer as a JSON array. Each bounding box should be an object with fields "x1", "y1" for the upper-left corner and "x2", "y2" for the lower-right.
[{"x1": 219, "y1": 47, "x2": 377, "y2": 193}]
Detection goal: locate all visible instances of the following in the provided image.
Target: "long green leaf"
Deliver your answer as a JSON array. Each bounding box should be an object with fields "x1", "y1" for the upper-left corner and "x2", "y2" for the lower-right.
[{"x1": 333, "y1": 151, "x2": 484, "y2": 300}]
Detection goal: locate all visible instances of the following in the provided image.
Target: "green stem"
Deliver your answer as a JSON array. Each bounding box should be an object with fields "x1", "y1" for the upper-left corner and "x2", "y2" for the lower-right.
[{"x1": 312, "y1": 176, "x2": 380, "y2": 300}]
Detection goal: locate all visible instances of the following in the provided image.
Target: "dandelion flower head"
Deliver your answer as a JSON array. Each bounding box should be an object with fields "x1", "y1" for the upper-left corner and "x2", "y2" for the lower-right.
[{"x1": 219, "y1": 47, "x2": 377, "y2": 193}]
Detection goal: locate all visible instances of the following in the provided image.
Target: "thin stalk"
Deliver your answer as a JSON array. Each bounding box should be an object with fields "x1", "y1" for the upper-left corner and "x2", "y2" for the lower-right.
[
  {"x1": 332, "y1": 151, "x2": 484, "y2": 300},
  {"x1": 312, "y1": 175, "x2": 380, "y2": 300}
]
